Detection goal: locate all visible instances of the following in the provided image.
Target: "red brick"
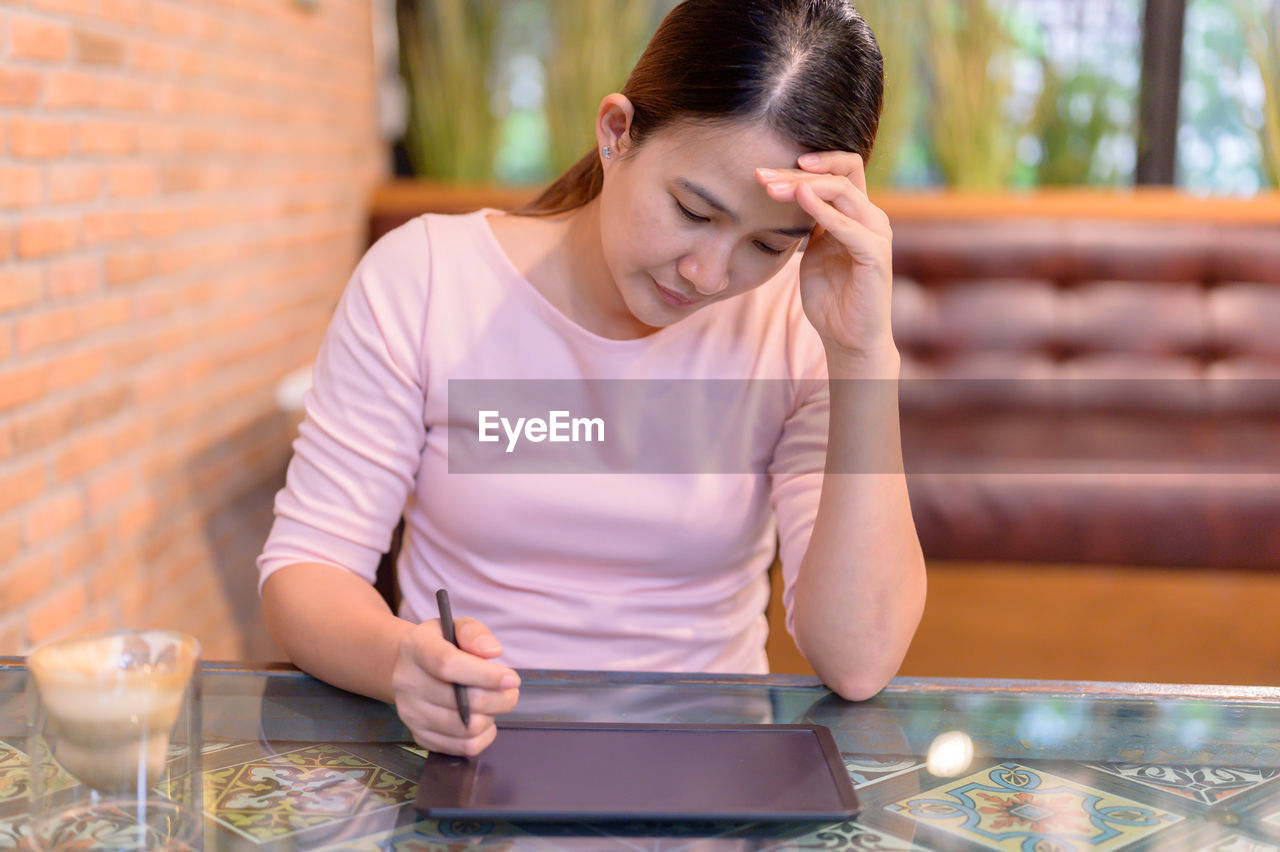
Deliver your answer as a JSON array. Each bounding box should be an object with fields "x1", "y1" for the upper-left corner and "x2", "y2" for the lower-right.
[
  {"x1": 0, "y1": 518, "x2": 20, "y2": 565},
  {"x1": 54, "y1": 428, "x2": 115, "y2": 483},
  {"x1": 17, "y1": 216, "x2": 78, "y2": 259},
  {"x1": 86, "y1": 465, "x2": 136, "y2": 514},
  {"x1": 24, "y1": 489, "x2": 85, "y2": 543},
  {"x1": 0, "y1": 265, "x2": 43, "y2": 312},
  {"x1": 76, "y1": 382, "x2": 131, "y2": 425},
  {"x1": 11, "y1": 398, "x2": 76, "y2": 455},
  {"x1": 59, "y1": 528, "x2": 110, "y2": 576},
  {"x1": 43, "y1": 69, "x2": 97, "y2": 109},
  {"x1": 0, "y1": 165, "x2": 43, "y2": 208},
  {"x1": 48, "y1": 257, "x2": 101, "y2": 298},
  {"x1": 107, "y1": 334, "x2": 149, "y2": 370},
  {"x1": 114, "y1": 493, "x2": 155, "y2": 539},
  {"x1": 0, "y1": 553, "x2": 55, "y2": 613},
  {"x1": 27, "y1": 0, "x2": 94, "y2": 16},
  {"x1": 76, "y1": 293, "x2": 131, "y2": 335},
  {"x1": 98, "y1": 76, "x2": 149, "y2": 111},
  {"x1": 27, "y1": 582, "x2": 89, "y2": 645},
  {"x1": 46, "y1": 345, "x2": 106, "y2": 392},
  {"x1": 0, "y1": 362, "x2": 49, "y2": 414},
  {"x1": 82, "y1": 209, "x2": 134, "y2": 245},
  {"x1": 98, "y1": 0, "x2": 144, "y2": 28},
  {"x1": 0, "y1": 67, "x2": 43, "y2": 107},
  {"x1": 16, "y1": 305, "x2": 79, "y2": 354},
  {"x1": 74, "y1": 29, "x2": 126, "y2": 65},
  {"x1": 49, "y1": 164, "x2": 104, "y2": 203},
  {"x1": 129, "y1": 44, "x2": 162, "y2": 76},
  {"x1": 0, "y1": 458, "x2": 47, "y2": 513},
  {"x1": 136, "y1": 205, "x2": 183, "y2": 239},
  {"x1": 8, "y1": 115, "x2": 74, "y2": 158},
  {"x1": 9, "y1": 15, "x2": 73, "y2": 62},
  {"x1": 105, "y1": 249, "x2": 153, "y2": 286},
  {"x1": 75, "y1": 119, "x2": 135, "y2": 156},
  {"x1": 107, "y1": 163, "x2": 157, "y2": 198},
  {"x1": 149, "y1": 1, "x2": 203, "y2": 39}
]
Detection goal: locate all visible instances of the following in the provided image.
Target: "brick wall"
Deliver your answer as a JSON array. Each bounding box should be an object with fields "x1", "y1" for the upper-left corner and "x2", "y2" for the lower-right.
[{"x1": 0, "y1": 0, "x2": 387, "y2": 659}]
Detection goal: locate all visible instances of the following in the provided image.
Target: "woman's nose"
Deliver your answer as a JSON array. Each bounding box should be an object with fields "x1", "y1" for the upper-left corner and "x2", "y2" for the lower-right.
[{"x1": 678, "y1": 250, "x2": 730, "y2": 297}]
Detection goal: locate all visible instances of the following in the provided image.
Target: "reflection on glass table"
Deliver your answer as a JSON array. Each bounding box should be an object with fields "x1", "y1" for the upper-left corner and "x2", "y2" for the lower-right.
[{"x1": 2, "y1": 661, "x2": 1280, "y2": 850}]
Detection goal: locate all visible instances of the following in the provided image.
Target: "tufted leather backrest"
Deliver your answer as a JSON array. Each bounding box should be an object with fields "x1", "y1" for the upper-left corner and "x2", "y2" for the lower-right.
[{"x1": 891, "y1": 219, "x2": 1280, "y2": 413}]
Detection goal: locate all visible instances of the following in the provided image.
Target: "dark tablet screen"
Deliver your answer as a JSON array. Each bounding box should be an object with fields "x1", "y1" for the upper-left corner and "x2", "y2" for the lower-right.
[{"x1": 414, "y1": 722, "x2": 859, "y2": 822}]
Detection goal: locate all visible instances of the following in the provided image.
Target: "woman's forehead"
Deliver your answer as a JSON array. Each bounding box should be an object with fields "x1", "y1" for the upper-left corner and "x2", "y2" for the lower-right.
[{"x1": 648, "y1": 119, "x2": 806, "y2": 168}]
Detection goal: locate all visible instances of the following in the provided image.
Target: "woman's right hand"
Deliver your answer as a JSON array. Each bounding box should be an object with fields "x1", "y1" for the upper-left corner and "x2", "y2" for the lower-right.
[{"x1": 391, "y1": 617, "x2": 521, "y2": 756}]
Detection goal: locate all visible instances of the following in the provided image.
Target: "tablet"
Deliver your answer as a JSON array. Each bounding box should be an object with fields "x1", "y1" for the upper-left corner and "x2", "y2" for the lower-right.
[{"x1": 414, "y1": 721, "x2": 859, "y2": 822}]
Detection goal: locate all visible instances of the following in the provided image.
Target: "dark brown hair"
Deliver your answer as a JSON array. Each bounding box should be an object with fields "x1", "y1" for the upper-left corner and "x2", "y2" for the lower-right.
[{"x1": 516, "y1": 0, "x2": 884, "y2": 217}]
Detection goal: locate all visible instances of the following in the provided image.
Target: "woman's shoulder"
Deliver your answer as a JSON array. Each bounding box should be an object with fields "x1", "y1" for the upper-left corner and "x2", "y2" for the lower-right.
[{"x1": 362, "y1": 208, "x2": 495, "y2": 268}]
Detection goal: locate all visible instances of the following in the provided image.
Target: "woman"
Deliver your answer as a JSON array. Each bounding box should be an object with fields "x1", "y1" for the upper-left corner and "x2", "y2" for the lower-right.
[{"x1": 258, "y1": 0, "x2": 925, "y2": 757}]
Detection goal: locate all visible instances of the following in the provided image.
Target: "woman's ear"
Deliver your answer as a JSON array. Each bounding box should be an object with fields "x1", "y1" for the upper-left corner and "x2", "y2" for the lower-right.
[{"x1": 596, "y1": 93, "x2": 636, "y2": 158}]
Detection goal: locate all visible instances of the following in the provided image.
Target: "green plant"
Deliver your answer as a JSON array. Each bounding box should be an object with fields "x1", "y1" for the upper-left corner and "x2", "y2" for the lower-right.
[
  {"x1": 921, "y1": 0, "x2": 1020, "y2": 188},
  {"x1": 855, "y1": 0, "x2": 921, "y2": 188},
  {"x1": 1030, "y1": 64, "x2": 1128, "y2": 186},
  {"x1": 1238, "y1": 0, "x2": 1280, "y2": 186},
  {"x1": 542, "y1": 0, "x2": 657, "y2": 174},
  {"x1": 397, "y1": 0, "x2": 503, "y2": 181}
]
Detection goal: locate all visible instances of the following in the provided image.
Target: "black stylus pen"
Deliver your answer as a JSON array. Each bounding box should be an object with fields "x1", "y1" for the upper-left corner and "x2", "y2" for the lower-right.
[{"x1": 435, "y1": 588, "x2": 472, "y2": 729}]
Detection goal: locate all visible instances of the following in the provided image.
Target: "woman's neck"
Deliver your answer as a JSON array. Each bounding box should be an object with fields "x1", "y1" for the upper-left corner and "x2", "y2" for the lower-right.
[{"x1": 535, "y1": 201, "x2": 657, "y2": 340}]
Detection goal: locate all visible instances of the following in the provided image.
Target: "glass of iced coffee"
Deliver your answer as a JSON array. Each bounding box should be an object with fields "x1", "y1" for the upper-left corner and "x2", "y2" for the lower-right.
[{"x1": 26, "y1": 630, "x2": 202, "y2": 851}]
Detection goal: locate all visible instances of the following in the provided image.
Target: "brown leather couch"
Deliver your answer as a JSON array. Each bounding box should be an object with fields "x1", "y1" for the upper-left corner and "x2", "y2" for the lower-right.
[
  {"x1": 894, "y1": 214, "x2": 1280, "y2": 569},
  {"x1": 368, "y1": 186, "x2": 1280, "y2": 571}
]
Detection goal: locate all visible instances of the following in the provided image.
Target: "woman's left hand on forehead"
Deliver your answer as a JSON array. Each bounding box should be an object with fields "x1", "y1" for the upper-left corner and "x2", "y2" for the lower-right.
[{"x1": 755, "y1": 151, "x2": 895, "y2": 368}]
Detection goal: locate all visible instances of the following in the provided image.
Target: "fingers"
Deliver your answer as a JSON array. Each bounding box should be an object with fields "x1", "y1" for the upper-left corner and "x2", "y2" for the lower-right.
[
  {"x1": 799, "y1": 150, "x2": 869, "y2": 195},
  {"x1": 454, "y1": 617, "x2": 503, "y2": 658},
  {"x1": 399, "y1": 693, "x2": 500, "y2": 741},
  {"x1": 391, "y1": 619, "x2": 522, "y2": 757},
  {"x1": 756, "y1": 162, "x2": 890, "y2": 240},
  {"x1": 794, "y1": 183, "x2": 887, "y2": 268},
  {"x1": 408, "y1": 716, "x2": 500, "y2": 758},
  {"x1": 410, "y1": 673, "x2": 520, "y2": 716},
  {"x1": 406, "y1": 621, "x2": 521, "y2": 692}
]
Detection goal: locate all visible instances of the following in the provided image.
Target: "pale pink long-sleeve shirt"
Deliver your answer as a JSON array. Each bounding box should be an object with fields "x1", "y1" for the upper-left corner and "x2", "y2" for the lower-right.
[{"x1": 257, "y1": 209, "x2": 829, "y2": 673}]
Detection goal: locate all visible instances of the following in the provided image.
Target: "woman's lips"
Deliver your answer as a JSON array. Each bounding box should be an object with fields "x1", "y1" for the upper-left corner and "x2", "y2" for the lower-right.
[{"x1": 653, "y1": 279, "x2": 699, "y2": 308}]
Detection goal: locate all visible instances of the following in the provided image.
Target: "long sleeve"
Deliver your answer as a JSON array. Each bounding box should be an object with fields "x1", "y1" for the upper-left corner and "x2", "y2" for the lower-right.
[
  {"x1": 767, "y1": 285, "x2": 831, "y2": 640},
  {"x1": 257, "y1": 221, "x2": 433, "y2": 590}
]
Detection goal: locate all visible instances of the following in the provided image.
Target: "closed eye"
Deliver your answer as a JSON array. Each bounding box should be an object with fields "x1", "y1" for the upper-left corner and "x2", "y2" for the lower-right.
[
  {"x1": 674, "y1": 199, "x2": 708, "y2": 223},
  {"x1": 675, "y1": 197, "x2": 788, "y2": 256}
]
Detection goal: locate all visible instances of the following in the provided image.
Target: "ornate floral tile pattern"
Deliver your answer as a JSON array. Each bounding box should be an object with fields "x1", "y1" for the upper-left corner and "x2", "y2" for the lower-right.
[
  {"x1": 1199, "y1": 834, "x2": 1280, "y2": 852},
  {"x1": 887, "y1": 762, "x2": 1181, "y2": 852},
  {"x1": 0, "y1": 742, "x2": 24, "y2": 806},
  {"x1": 0, "y1": 739, "x2": 74, "y2": 804},
  {"x1": 21, "y1": 803, "x2": 196, "y2": 852},
  {"x1": 735, "y1": 819, "x2": 932, "y2": 851},
  {"x1": 843, "y1": 756, "x2": 925, "y2": 789},
  {"x1": 1087, "y1": 763, "x2": 1280, "y2": 805},
  {"x1": 0, "y1": 817, "x2": 25, "y2": 851},
  {"x1": 204, "y1": 744, "x2": 416, "y2": 843},
  {"x1": 316, "y1": 817, "x2": 932, "y2": 852}
]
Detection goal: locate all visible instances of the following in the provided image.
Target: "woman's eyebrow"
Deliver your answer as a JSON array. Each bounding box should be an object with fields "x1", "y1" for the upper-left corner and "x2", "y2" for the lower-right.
[{"x1": 673, "y1": 177, "x2": 812, "y2": 237}]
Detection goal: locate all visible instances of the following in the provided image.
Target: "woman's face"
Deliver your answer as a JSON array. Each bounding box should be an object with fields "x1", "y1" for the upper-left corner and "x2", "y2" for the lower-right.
[{"x1": 595, "y1": 113, "x2": 816, "y2": 332}]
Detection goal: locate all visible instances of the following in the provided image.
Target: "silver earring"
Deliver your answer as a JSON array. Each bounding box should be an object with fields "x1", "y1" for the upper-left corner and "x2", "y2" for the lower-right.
[{"x1": 602, "y1": 145, "x2": 613, "y2": 159}]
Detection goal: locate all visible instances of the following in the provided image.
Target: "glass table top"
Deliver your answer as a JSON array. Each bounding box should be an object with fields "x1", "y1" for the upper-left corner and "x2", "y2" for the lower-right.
[{"x1": 3, "y1": 661, "x2": 1280, "y2": 850}]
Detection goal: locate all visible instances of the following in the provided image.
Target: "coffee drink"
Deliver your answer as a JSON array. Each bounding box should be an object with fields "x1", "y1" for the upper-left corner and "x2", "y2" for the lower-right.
[{"x1": 29, "y1": 633, "x2": 198, "y2": 792}]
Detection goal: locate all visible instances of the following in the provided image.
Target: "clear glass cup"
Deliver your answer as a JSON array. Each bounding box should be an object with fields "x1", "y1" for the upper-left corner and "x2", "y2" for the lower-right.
[{"x1": 26, "y1": 630, "x2": 203, "y2": 851}]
